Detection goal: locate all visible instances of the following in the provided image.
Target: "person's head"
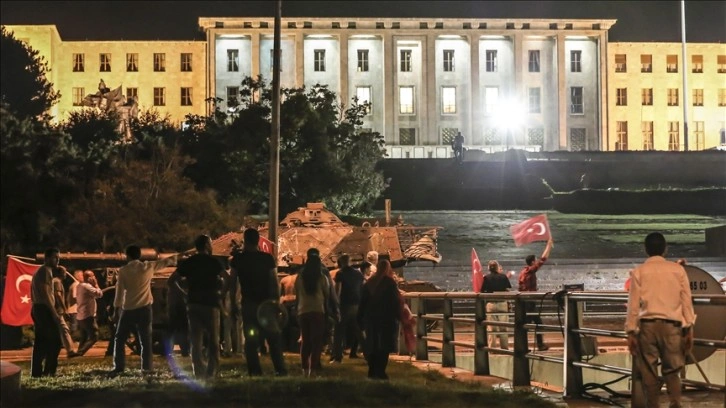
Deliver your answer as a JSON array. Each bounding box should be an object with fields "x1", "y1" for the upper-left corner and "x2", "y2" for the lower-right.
[
  {"x1": 376, "y1": 259, "x2": 393, "y2": 279},
  {"x1": 644, "y1": 232, "x2": 667, "y2": 257},
  {"x1": 125, "y1": 245, "x2": 142, "y2": 261},
  {"x1": 301, "y1": 255, "x2": 323, "y2": 295},
  {"x1": 337, "y1": 254, "x2": 350, "y2": 268},
  {"x1": 307, "y1": 248, "x2": 320, "y2": 260},
  {"x1": 366, "y1": 251, "x2": 379, "y2": 265},
  {"x1": 83, "y1": 270, "x2": 96, "y2": 283},
  {"x1": 360, "y1": 261, "x2": 372, "y2": 276},
  {"x1": 243, "y1": 228, "x2": 260, "y2": 249},
  {"x1": 44, "y1": 247, "x2": 60, "y2": 268},
  {"x1": 525, "y1": 254, "x2": 536, "y2": 266},
  {"x1": 194, "y1": 234, "x2": 213, "y2": 254},
  {"x1": 488, "y1": 260, "x2": 501, "y2": 274},
  {"x1": 73, "y1": 270, "x2": 84, "y2": 282}
]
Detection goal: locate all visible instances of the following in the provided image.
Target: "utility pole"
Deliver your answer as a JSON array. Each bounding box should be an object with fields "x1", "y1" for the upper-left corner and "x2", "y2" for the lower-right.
[
  {"x1": 268, "y1": 0, "x2": 281, "y2": 257},
  {"x1": 680, "y1": 0, "x2": 689, "y2": 151}
]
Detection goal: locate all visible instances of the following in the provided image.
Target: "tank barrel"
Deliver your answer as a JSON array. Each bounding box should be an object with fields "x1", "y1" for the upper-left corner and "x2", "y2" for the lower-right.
[{"x1": 36, "y1": 248, "x2": 165, "y2": 262}]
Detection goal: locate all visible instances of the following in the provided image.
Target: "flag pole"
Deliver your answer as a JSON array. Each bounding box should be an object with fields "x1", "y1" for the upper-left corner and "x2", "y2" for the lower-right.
[{"x1": 680, "y1": 0, "x2": 689, "y2": 151}]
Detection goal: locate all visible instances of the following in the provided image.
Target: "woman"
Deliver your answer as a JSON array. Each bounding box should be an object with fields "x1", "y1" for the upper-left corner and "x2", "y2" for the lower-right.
[
  {"x1": 295, "y1": 254, "x2": 329, "y2": 377},
  {"x1": 358, "y1": 259, "x2": 401, "y2": 380}
]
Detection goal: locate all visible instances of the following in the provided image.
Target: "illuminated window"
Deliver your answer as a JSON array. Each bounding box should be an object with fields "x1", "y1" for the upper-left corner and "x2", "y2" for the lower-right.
[
  {"x1": 72, "y1": 53, "x2": 84, "y2": 72},
  {"x1": 181, "y1": 87, "x2": 192, "y2": 106},
  {"x1": 528, "y1": 50, "x2": 540, "y2": 73},
  {"x1": 640, "y1": 54, "x2": 652, "y2": 73},
  {"x1": 641, "y1": 88, "x2": 653, "y2": 106},
  {"x1": 615, "y1": 54, "x2": 626, "y2": 72},
  {"x1": 616, "y1": 88, "x2": 627, "y2": 106},
  {"x1": 227, "y1": 49, "x2": 239, "y2": 72},
  {"x1": 153, "y1": 53, "x2": 166, "y2": 72},
  {"x1": 443, "y1": 49, "x2": 455, "y2": 72},
  {"x1": 693, "y1": 121, "x2": 704, "y2": 150},
  {"x1": 441, "y1": 86, "x2": 456, "y2": 114},
  {"x1": 356, "y1": 86, "x2": 371, "y2": 115},
  {"x1": 153, "y1": 87, "x2": 165, "y2": 106},
  {"x1": 181, "y1": 53, "x2": 193, "y2": 72},
  {"x1": 72, "y1": 87, "x2": 84, "y2": 106},
  {"x1": 126, "y1": 87, "x2": 138, "y2": 101},
  {"x1": 485, "y1": 50, "x2": 498, "y2": 72},
  {"x1": 399, "y1": 128, "x2": 416, "y2": 145},
  {"x1": 357, "y1": 49, "x2": 369, "y2": 72},
  {"x1": 570, "y1": 50, "x2": 582, "y2": 72},
  {"x1": 615, "y1": 121, "x2": 628, "y2": 151},
  {"x1": 528, "y1": 87, "x2": 541, "y2": 113},
  {"x1": 719, "y1": 89, "x2": 726, "y2": 106},
  {"x1": 99, "y1": 53, "x2": 111, "y2": 72},
  {"x1": 314, "y1": 49, "x2": 326, "y2": 72},
  {"x1": 269, "y1": 49, "x2": 282, "y2": 72},
  {"x1": 693, "y1": 89, "x2": 704, "y2": 106},
  {"x1": 692, "y1": 55, "x2": 703, "y2": 73},
  {"x1": 667, "y1": 88, "x2": 679, "y2": 106},
  {"x1": 441, "y1": 128, "x2": 458, "y2": 146},
  {"x1": 484, "y1": 86, "x2": 498, "y2": 115},
  {"x1": 399, "y1": 86, "x2": 414, "y2": 114},
  {"x1": 718, "y1": 55, "x2": 726, "y2": 73},
  {"x1": 126, "y1": 53, "x2": 138, "y2": 72},
  {"x1": 570, "y1": 87, "x2": 583, "y2": 114},
  {"x1": 570, "y1": 128, "x2": 586, "y2": 151},
  {"x1": 642, "y1": 121, "x2": 654, "y2": 150},
  {"x1": 400, "y1": 49, "x2": 412, "y2": 72},
  {"x1": 227, "y1": 86, "x2": 239, "y2": 107},
  {"x1": 666, "y1": 55, "x2": 678, "y2": 73},
  {"x1": 668, "y1": 121, "x2": 680, "y2": 150}
]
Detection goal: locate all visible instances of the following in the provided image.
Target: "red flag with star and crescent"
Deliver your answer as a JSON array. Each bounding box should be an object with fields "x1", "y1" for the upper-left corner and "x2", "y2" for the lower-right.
[
  {"x1": 258, "y1": 236, "x2": 275, "y2": 255},
  {"x1": 471, "y1": 248, "x2": 484, "y2": 293},
  {"x1": 1, "y1": 256, "x2": 40, "y2": 326},
  {"x1": 510, "y1": 214, "x2": 552, "y2": 247}
]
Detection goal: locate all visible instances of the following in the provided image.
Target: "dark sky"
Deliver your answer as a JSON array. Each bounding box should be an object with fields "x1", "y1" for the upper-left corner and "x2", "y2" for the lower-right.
[{"x1": 1, "y1": 1, "x2": 725, "y2": 43}]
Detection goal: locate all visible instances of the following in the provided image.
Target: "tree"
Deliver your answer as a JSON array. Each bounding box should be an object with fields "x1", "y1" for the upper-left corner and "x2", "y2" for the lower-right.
[{"x1": 0, "y1": 26, "x2": 59, "y2": 120}]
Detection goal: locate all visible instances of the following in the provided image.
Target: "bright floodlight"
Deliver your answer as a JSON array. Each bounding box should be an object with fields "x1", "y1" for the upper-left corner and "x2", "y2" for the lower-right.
[{"x1": 495, "y1": 99, "x2": 525, "y2": 131}]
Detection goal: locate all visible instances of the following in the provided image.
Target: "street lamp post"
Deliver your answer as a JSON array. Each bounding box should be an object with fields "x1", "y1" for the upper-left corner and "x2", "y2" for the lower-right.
[
  {"x1": 268, "y1": 0, "x2": 281, "y2": 257},
  {"x1": 680, "y1": 0, "x2": 689, "y2": 151}
]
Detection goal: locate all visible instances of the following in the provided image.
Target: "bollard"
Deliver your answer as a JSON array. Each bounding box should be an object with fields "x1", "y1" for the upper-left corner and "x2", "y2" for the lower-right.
[{"x1": 474, "y1": 294, "x2": 490, "y2": 375}]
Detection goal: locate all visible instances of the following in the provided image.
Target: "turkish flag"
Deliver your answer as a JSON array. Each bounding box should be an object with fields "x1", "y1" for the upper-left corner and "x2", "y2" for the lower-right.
[
  {"x1": 510, "y1": 214, "x2": 552, "y2": 247},
  {"x1": 259, "y1": 236, "x2": 276, "y2": 255},
  {"x1": 1, "y1": 257, "x2": 40, "y2": 326},
  {"x1": 471, "y1": 248, "x2": 484, "y2": 293}
]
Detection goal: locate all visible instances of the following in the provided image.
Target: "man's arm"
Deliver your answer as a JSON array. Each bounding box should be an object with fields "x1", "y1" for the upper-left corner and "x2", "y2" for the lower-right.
[
  {"x1": 541, "y1": 239, "x2": 553, "y2": 261},
  {"x1": 268, "y1": 266, "x2": 280, "y2": 300},
  {"x1": 624, "y1": 269, "x2": 641, "y2": 355},
  {"x1": 150, "y1": 254, "x2": 178, "y2": 271},
  {"x1": 113, "y1": 270, "x2": 124, "y2": 308}
]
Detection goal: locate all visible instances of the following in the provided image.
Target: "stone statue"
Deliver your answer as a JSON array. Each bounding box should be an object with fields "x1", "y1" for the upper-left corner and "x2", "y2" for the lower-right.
[{"x1": 81, "y1": 79, "x2": 139, "y2": 140}]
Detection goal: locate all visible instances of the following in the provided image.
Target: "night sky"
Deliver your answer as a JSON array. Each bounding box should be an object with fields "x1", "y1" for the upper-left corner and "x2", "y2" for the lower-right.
[{"x1": 1, "y1": 1, "x2": 725, "y2": 43}]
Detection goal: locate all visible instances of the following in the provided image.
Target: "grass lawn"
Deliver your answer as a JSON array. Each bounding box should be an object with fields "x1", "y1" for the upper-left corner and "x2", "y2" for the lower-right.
[{"x1": 12, "y1": 353, "x2": 557, "y2": 408}]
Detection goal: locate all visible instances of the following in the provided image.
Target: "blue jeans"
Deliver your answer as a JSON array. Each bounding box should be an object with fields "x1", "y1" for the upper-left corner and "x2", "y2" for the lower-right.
[{"x1": 114, "y1": 305, "x2": 152, "y2": 371}]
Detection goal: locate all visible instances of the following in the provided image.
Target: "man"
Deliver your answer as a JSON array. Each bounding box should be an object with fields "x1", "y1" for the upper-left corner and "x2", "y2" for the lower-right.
[
  {"x1": 482, "y1": 260, "x2": 512, "y2": 350},
  {"x1": 231, "y1": 228, "x2": 287, "y2": 376},
  {"x1": 52, "y1": 266, "x2": 79, "y2": 358},
  {"x1": 110, "y1": 245, "x2": 176, "y2": 375},
  {"x1": 30, "y1": 248, "x2": 64, "y2": 377},
  {"x1": 331, "y1": 254, "x2": 365, "y2": 362},
  {"x1": 306, "y1": 248, "x2": 340, "y2": 363},
  {"x1": 176, "y1": 235, "x2": 227, "y2": 379},
  {"x1": 221, "y1": 266, "x2": 242, "y2": 357},
  {"x1": 66, "y1": 270, "x2": 84, "y2": 340},
  {"x1": 626, "y1": 232, "x2": 695, "y2": 408},
  {"x1": 517, "y1": 238, "x2": 553, "y2": 351},
  {"x1": 452, "y1": 131, "x2": 465, "y2": 163},
  {"x1": 76, "y1": 270, "x2": 103, "y2": 355},
  {"x1": 165, "y1": 269, "x2": 190, "y2": 357}
]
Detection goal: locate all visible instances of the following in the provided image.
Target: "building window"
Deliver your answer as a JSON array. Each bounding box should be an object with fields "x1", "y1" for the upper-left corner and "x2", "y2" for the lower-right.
[
  {"x1": 400, "y1": 49, "x2": 412, "y2": 72},
  {"x1": 719, "y1": 89, "x2": 726, "y2": 106},
  {"x1": 356, "y1": 86, "x2": 371, "y2": 115},
  {"x1": 269, "y1": 49, "x2": 282, "y2": 72},
  {"x1": 441, "y1": 86, "x2": 456, "y2": 114},
  {"x1": 616, "y1": 88, "x2": 627, "y2": 106},
  {"x1": 72, "y1": 87, "x2": 84, "y2": 106},
  {"x1": 484, "y1": 86, "x2": 498, "y2": 115},
  {"x1": 181, "y1": 53, "x2": 193, "y2": 72},
  {"x1": 641, "y1": 54, "x2": 652, "y2": 73},
  {"x1": 154, "y1": 53, "x2": 166, "y2": 72},
  {"x1": 485, "y1": 50, "x2": 498, "y2": 72},
  {"x1": 528, "y1": 87, "x2": 541, "y2": 113},
  {"x1": 227, "y1": 86, "x2": 239, "y2": 107},
  {"x1": 691, "y1": 55, "x2": 703, "y2": 73},
  {"x1": 484, "y1": 128, "x2": 501, "y2": 145},
  {"x1": 641, "y1": 88, "x2": 653, "y2": 106},
  {"x1": 73, "y1": 53, "x2": 84, "y2": 72},
  {"x1": 99, "y1": 53, "x2": 111, "y2": 72},
  {"x1": 443, "y1": 49, "x2": 455, "y2": 72},
  {"x1": 399, "y1": 128, "x2": 416, "y2": 145},
  {"x1": 570, "y1": 50, "x2": 582, "y2": 72},
  {"x1": 642, "y1": 121, "x2": 654, "y2": 150},
  {"x1": 528, "y1": 128, "x2": 544, "y2": 149},
  {"x1": 399, "y1": 86, "x2": 414, "y2": 114},
  {"x1": 693, "y1": 121, "x2": 704, "y2": 150},
  {"x1": 570, "y1": 86, "x2": 583, "y2": 114},
  {"x1": 528, "y1": 50, "x2": 540, "y2": 73},
  {"x1": 357, "y1": 49, "x2": 369, "y2": 72},
  {"x1": 668, "y1": 121, "x2": 680, "y2": 150},
  {"x1": 227, "y1": 49, "x2": 239, "y2": 72},
  {"x1": 181, "y1": 87, "x2": 192, "y2": 106},
  {"x1": 441, "y1": 128, "x2": 458, "y2": 146},
  {"x1": 153, "y1": 87, "x2": 166, "y2": 106},
  {"x1": 570, "y1": 128, "x2": 587, "y2": 151},
  {"x1": 126, "y1": 87, "x2": 138, "y2": 101},
  {"x1": 126, "y1": 53, "x2": 138, "y2": 72},
  {"x1": 615, "y1": 54, "x2": 627, "y2": 72},
  {"x1": 615, "y1": 121, "x2": 628, "y2": 151},
  {"x1": 314, "y1": 49, "x2": 326, "y2": 72},
  {"x1": 666, "y1": 55, "x2": 678, "y2": 73},
  {"x1": 692, "y1": 89, "x2": 704, "y2": 106},
  {"x1": 718, "y1": 55, "x2": 726, "y2": 73},
  {"x1": 667, "y1": 88, "x2": 679, "y2": 106}
]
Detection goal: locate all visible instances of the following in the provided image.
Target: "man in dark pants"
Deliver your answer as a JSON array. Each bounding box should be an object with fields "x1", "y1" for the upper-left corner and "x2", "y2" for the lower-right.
[
  {"x1": 482, "y1": 260, "x2": 512, "y2": 350},
  {"x1": 331, "y1": 254, "x2": 365, "y2": 362},
  {"x1": 165, "y1": 269, "x2": 190, "y2": 357},
  {"x1": 231, "y1": 228, "x2": 287, "y2": 376},
  {"x1": 30, "y1": 248, "x2": 63, "y2": 377},
  {"x1": 517, "y1": 239, "x2": 553, "y2": 351}
]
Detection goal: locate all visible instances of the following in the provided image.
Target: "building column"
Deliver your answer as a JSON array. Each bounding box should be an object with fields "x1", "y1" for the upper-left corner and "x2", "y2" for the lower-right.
[
  {"x1": 251, "y1": 33, "x2": 260, "y2": 81},
  {"x1": 425, "y1": 33, "x2": 437, "y2": 145},
  {"x1": 469, "y1": 34, "x2": 480, "y2": 145},
  {"x1": 513, "y1": 32, "x2": 524, "y2": 146},
  {"x1": 339, "y1": 33, "x2": 349, "y2": 108},
  {"x1": 207, "y1": 29, "x2": 217, "y2": 116},
  {"x1": 598, "y1": 32, "x2": 608, "y2": 151},
  {"x1": 383, "y1": 32, "x2": 395, "y2": 145},
  {"x1": 556, "y1": 33, "x2": 567, "y2": 150},
  {"x1": 295, "y1": 32, "x2": 304, "y2": 88}
]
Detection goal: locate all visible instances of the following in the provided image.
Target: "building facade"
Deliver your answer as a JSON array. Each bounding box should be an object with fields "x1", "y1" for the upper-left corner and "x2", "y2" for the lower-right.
[{"x1": 5, "y1": 19, "x2": 725, "y2": 155}]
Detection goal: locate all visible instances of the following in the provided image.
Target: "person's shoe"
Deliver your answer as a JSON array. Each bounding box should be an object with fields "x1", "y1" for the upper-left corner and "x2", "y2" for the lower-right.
[
  {"x1": 329, "y1": 358, "x2": 342, "y2": 364},
  {"x1": 536, "y1": 344, "x2": 550, "y2": 351},
  {"x1": 106, "y1": 369, "x2": 124, "y2": 378},
  {"x1": 67, "y1": 351, "x2": 81, "y2": 358}
]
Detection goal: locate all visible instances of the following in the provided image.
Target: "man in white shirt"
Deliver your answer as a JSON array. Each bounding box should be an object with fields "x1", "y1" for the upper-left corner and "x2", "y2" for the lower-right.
[
  {"x1": 110, "y1": 245, "x2": 176, "y2": 375},
  {"x1": 76, "y1": 270, "x2": 103, "y2": 355},
  {"x1": 625, "y1": 232, "x2": 696, "y2": 408}
]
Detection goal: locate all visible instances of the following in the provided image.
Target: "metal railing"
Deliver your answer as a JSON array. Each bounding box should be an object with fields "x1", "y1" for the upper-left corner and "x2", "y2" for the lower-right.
[{"x1": 402, "y1": 291, "x2": 726, "y2": 398}]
